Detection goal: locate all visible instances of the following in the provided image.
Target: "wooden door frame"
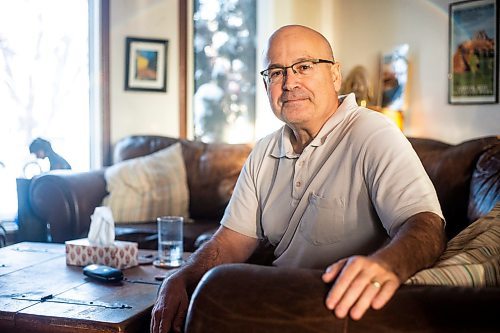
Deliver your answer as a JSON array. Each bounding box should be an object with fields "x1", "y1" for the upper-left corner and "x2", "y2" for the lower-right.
[{"x1": 178, "y1": 0, "x2": 188, "y2": 138}]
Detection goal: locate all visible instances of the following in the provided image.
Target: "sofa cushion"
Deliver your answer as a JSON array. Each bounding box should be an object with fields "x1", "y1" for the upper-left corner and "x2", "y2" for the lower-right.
[
  {"x1": 113, "y1": 135, "x2": 179, "y2": 163},
  {"x1": 180, "y1": 140, "x2": 253, "y2": 219},
  {"x1": 409, "y1": 136, "x2": 499, "y2": 239},
  {"x1": 468, "y1": 142, "x2": 500, "y2": 222},
  {"x1": 406, "y1": 203, "x2": 500, "y2": 287},
  {"x1": 102, "y1": 142, "x2": 189, "y2": 223}
]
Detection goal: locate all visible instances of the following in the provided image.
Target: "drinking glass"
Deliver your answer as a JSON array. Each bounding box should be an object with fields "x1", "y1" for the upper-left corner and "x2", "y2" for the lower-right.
[{"x1": 154, "y1": 216, "x2": 183, "y2": 268}]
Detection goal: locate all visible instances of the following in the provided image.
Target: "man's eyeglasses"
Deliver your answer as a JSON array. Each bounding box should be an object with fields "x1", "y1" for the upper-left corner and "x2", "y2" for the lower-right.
[{"x1": 260, "y1": 58, "x2": 335, "y2": 84}]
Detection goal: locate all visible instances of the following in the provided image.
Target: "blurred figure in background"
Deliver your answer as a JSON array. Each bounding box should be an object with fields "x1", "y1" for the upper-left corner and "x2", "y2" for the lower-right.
[{"x1": 29, "y1": 138, "x2": 71, "y2": 170}]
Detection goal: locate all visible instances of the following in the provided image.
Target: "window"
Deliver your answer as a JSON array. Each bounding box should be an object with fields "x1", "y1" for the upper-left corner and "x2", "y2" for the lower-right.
[
  {"x1": 0, "y1": 0, "x2": 103, "y2": 220},
  {"x1": 192, "y1": 0, "x2": 257, "y2": 143}
]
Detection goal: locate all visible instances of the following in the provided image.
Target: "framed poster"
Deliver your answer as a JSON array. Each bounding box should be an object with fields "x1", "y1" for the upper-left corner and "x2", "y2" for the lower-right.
[
  {"x1": 125, "y1": 37, "x2": 168, "y2": 92},
  {"x1": 449, "y1": 0, "x2": 498, "y2": 104}
]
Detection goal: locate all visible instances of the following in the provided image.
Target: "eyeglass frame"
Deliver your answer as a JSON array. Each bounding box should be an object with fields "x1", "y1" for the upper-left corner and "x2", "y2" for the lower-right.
[{"x1": 259, "y1": 58, "x2": 336, "y2": 84}]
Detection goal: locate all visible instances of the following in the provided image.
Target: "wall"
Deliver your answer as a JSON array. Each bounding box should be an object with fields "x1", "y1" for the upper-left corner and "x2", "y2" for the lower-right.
[
  {"x1": 110, "y1": 0, "x2": 498, "y2": 145},
  {"x1": 330, "y1": 0, "x2": 499, "y2": 143},
  {"x1": 110, "y1": 0, "x2": 179, "y2": 144}
]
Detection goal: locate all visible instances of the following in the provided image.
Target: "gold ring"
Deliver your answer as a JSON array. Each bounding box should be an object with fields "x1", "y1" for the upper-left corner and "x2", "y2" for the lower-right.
[{"x1": 371, "y1": 280, "x2": 382, "y2": 289}]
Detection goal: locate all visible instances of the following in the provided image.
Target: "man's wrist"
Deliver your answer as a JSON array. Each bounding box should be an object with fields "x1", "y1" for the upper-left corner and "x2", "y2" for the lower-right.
[{"x1": 370, "y1": 252, "x2": 405, "y2": 282}]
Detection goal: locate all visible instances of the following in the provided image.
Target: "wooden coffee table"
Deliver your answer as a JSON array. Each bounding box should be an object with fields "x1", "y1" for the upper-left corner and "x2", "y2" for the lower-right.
[{"x1": 0, "y1": 242, "x2": 182, "y2": 333}]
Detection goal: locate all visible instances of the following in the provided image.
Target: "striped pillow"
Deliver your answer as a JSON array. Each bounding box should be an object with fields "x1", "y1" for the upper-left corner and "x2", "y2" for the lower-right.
[
  {"x1": 405, "y1": 203, "x2": 500, "y2": 287},
  {"x1": 102, "y1": 142, "x2": 189, "y2": 223}
]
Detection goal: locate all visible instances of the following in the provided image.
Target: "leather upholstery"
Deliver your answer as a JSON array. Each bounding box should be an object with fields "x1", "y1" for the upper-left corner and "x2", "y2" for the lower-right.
[
  {"x1": 180, "y1": 140, "x2": 252, "y2": 219},
  {"x1": 408, "y1": 136, "x2": 499, "y2": 238},
  {"x1": 186, "y1": 264, "x2": 500, "y2": 333},
  {"x1": 29, "y1": 169, "x2": 107, "y2": 241}
]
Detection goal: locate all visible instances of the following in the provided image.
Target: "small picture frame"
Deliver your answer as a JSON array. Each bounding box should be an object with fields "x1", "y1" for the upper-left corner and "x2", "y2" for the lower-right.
[
  {"x1": 125, "y1": 37, "x2": 168, "y2": 92},
  {"x1": 448, "y1": 0, "x2": 498, "y2": 104}
]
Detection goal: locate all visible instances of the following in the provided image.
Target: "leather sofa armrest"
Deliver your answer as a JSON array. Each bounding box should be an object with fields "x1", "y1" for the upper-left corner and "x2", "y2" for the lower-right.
[
  {"x1": 29, "y1": 169, "x2": 106, "y2": 243},
  {"x1": 186, "y1": 264, "x2": 500, "y2": 333}
]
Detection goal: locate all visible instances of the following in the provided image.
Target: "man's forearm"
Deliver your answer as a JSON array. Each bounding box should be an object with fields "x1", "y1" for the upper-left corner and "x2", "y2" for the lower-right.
[
  {"x1": 170, "y1": 226, "x2": 259, "y2": 294},
  {"x1": 371, "y1": 211, "x2": 446, "y2": 281},
  {"x1": 174, "y1": 235, "x2": 226, "y2": 294}
]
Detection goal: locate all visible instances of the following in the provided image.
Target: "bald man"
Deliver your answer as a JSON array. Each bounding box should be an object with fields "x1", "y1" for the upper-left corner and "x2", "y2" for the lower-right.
[{"x1": 151, "y1": 25, "x2": 445, "y2": 333}]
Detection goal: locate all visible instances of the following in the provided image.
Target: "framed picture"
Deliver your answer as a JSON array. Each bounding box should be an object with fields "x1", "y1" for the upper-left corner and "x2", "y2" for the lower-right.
[
  {"x1": 449, "y1": 0, "x2": 498, "y2": 104},
  {"x1": 125, "y1": 37, "x2": 168, "y2": 92}
]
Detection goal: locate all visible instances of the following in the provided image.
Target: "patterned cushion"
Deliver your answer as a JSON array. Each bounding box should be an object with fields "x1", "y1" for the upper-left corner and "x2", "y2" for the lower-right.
[
  {"x1": 468, "y1": 143, "x2": 500, "y2": 222},
  {"x1": 102, "y1": 142, "x2": 189, "y2": 223},
  {"x1": 406, "y1": 203, "x2": 500, "y2": 287}
]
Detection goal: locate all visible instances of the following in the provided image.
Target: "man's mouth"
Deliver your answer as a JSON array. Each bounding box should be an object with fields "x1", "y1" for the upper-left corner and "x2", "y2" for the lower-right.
[
  {"x1": 281, "y1": 93, "x2": 309, "y2": 104},
  {"x1": 283, "y1": 98, "x2": 307, "y2": 103}
]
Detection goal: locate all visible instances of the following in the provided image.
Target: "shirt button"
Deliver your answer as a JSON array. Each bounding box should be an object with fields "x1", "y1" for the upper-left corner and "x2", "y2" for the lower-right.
[{"x1": 295, "y1": 181, "x2": 302, "y2": 187}]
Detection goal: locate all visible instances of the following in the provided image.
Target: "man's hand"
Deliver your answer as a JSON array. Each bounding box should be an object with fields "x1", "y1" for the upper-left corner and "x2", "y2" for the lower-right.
[
  {"x1": 322, "y1": 212, "x2": 445, "y2": 321},
  {"x1": 150, "y1": 274, "x2": 189, "y2": 333},
  {"x1": 322, "y1": 255, "x2": 400, "y2": 320},
  {"x1": 149, "y1": 226, "x2": 259, "y2": 333}
]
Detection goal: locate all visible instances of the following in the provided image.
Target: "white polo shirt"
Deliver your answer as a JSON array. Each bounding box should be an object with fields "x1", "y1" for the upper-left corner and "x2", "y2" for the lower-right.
[{"x1": 221, "y1": 93, "x2": 443, "y2": 269}]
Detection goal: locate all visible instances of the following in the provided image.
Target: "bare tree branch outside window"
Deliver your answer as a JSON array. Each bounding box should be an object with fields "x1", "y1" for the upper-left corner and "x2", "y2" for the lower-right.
[{"x1": 193, "y1": 0, "x2": 257, "y2": 144}]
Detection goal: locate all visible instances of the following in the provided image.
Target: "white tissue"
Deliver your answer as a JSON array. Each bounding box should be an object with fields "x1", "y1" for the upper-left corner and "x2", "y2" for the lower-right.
[{"x1": 88, "y1": 206, "x2": 115, "y2": 246}]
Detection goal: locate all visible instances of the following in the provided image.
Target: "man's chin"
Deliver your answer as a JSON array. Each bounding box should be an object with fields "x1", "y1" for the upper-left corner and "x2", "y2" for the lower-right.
[
  {"x1": 282, "y1": 112, "x2": 311, "y2": 126},
  {"x1": 281, "y1": 100, "x2": 310, "y2": 115}
]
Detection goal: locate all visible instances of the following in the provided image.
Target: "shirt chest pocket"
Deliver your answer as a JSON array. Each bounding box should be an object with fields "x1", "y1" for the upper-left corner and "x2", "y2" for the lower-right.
[{"x1": 299, "y1": 193, "x2": 345, "y2": 245}]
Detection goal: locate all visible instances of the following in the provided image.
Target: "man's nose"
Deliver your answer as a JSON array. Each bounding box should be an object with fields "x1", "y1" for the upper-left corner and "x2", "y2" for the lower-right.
[{"x1": 282, "y1": 67, "x2": 300, "y2": 90}]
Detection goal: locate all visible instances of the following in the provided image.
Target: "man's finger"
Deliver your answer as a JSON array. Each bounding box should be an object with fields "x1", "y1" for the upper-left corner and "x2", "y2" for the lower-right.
[
  {"x1": 371, "y1": 279, "x2": 399, "y2": 310},
  {"x1": 154, "y1": 308, "x2": 172, "y2": 333},
  {"x1": 325, "y1": 256, "x2": 364, "y2": 310},
  {"x1": 331, "y1": 269, "x2": 374, "y2": 318},
  {"x1": 172, "y1": 297, "x2": 189, "y2": 333},
  {"x1": 322, "y1": 258, "x2": 346, "y2": 282},
  {"x1": 349, "y1": 280, "x2": 383, "y2": 320},
  {"x1": 150, "y1": 304, "x2": 162, "y2": 333},
  {"x1": 150, "y1": 293, "x2": 176, "y2": 333}
]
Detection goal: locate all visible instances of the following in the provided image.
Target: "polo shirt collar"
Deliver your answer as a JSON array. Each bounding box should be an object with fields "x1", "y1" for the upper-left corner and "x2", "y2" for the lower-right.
[
  {"x1": 310, "y1": 93, "x2": 356, "y2": 146},
  {"x1": 270, "y1": 93, "x2": 358, "y2": 158},
  {"x1": 271, "y1": 126, "x2": 299, "y2": 158}
]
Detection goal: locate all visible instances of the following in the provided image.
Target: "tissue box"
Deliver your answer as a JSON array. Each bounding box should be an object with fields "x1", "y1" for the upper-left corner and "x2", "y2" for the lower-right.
[{"x1": 65, "y1": 238, "x2": 139, "y2": 269}]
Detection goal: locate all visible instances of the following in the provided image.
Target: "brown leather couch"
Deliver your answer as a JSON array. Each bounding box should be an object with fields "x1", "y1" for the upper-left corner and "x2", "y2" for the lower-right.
[
  {"x1": 22, "y1": 135, "x2": 252, "y2": 251},
  {"x1": 22, "y1": 134, "x2": 499, "y2": 332}
]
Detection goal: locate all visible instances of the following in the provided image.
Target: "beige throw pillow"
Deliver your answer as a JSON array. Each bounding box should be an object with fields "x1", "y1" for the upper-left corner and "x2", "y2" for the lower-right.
[{"x1": 102, "y1": 142, "x2": 189, "y2": 223}]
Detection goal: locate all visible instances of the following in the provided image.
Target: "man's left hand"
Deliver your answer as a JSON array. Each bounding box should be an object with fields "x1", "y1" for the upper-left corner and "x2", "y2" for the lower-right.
[{"x1": 322, "y1": 255, "x2": 400, "y2": 320}]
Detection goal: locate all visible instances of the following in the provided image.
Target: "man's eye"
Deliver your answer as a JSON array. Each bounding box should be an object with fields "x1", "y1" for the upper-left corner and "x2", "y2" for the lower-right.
[
  {"x1": 269, "y1": 70, "x2": 283, "y2": 78},
  {"x1": 298, "y1": 63, "x2": 314, "y2": 71}
]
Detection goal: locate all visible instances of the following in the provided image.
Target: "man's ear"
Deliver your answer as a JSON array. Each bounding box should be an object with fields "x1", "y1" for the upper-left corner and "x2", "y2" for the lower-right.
[
  {"x1": 262, "y1": 78, "x2": 268, "y2": 91},
  {"x1": 331, "y1": 63, "x2": 342, "y2": 92}
]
